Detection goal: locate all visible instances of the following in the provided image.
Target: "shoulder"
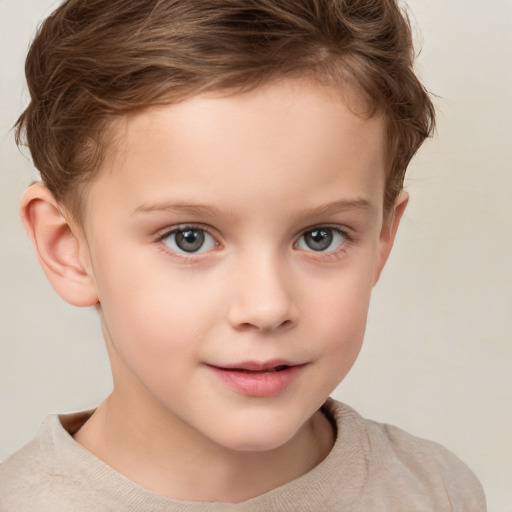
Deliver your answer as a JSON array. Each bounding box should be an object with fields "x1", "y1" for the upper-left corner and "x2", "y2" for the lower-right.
[
  {"x1": 0, "y1": 417, "x2": 59, "y2": 510},
  {"x1": 0, "y1": 412, "x2": 95, "y2": 512},
  {"x1": 324, "y1": 399, "x2": 487, "y2": 511}
]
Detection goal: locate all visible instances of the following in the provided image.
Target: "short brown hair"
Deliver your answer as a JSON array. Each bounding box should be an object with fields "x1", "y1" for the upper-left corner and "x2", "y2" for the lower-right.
[{"x1": 16, "y1": 0, "x2": 435, "y2": 220}]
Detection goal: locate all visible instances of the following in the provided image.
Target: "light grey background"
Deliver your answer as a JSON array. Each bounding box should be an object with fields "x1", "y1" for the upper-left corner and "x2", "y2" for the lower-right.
[{"x1": 1, "y1": 1, "x2": 511, "y2": 510}]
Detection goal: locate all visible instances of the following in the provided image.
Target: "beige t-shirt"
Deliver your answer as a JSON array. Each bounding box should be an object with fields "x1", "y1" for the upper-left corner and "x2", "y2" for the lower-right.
[{"x1": 0, "y1": 398, "x2": 486, "y2": 511}]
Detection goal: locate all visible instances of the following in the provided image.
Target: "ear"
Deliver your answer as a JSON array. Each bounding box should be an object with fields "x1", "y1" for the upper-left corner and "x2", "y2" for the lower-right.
[
  {"x1": 20, "y1": 183, "x2": 98, "y2": 307},
  {"x1": 373, "y1": 190, "x2": 409, "y2": 285}
]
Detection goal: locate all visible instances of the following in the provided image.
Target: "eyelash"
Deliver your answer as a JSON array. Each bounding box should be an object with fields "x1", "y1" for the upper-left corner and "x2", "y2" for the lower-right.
[
  {"x1": 296, "y1": 225, "x2": 353, "y2": 261},
  {"x1": 156, "y1": 224, "x2": 353, "y2": 261},
  {"x1": 156, "y1": 224, "x2": 219, "y2": 262}
]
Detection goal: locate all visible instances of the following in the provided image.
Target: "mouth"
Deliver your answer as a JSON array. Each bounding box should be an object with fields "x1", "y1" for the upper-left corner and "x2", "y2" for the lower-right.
[
  {"x1": 209, "y1": 360, "x2": 301, "y2": 373},
  {"x1": 226, "y1": 365, "x2": 291, "y2": 374},
  {"x1": 206, "y1": 361, "x2": 306, "y2": 397}
]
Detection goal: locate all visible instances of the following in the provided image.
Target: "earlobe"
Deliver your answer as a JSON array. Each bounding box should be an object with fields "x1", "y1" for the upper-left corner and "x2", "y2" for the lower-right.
[
  {"x1": 373, "y1": 190, "x2": 409, "y2": 285},
  {"x1": 20, "y1": 183, "x2": 98, "y2": 307}
]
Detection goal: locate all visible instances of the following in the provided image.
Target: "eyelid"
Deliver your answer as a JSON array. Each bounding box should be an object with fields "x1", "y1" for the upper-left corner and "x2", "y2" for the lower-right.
[
  {"x1": 155, "y1": 222, "x2": 354, "y2": 263},
  {"x1": 156, "y1": 223, "x2": 221, "y2": 258},
  {"x1": 296, "y1": 224, "x2": 353, "y2": 242},
  {"x1": 157, "y1": 223, "x2": 207, "y2": 238},
  {"x1": 294, "y1": 224, "x2": 354, "y2": 257}
]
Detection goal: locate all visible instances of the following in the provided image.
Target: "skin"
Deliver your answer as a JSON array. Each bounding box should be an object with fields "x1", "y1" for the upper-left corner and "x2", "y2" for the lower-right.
[{"x1": 21, "y1": 79, "x2": 407, "y2": 502}]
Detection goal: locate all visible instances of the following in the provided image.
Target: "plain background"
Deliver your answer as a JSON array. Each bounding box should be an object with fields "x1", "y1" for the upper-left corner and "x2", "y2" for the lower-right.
[{"x1": 0, "y1": 0, "x2": 510, "y2": 510}]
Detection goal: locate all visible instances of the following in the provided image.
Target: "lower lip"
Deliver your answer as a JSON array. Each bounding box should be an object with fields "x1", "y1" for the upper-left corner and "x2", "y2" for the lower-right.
[{"x1": 208, "y1": 364, "x2": 306, "y2": 397}]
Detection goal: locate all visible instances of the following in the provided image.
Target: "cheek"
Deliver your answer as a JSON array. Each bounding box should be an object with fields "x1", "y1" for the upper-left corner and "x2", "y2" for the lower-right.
[
  {"x1": 95, "y1": 258, "x2": 219, "y2": 364},
  {"x1": 98, "y1": 285, "x2": 207, "y2": 400},
  {"x1": 303, "y1": 265, "x2": 374, "y2": 366},
  {"x1": 317, "y1": 295, "x2": 369, "y2": 363}
]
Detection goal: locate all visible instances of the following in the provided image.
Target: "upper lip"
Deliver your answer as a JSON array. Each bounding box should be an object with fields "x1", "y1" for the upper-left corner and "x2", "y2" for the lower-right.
[{"x1": 208, "y1": 359, "x2": 303, "y2": 372}]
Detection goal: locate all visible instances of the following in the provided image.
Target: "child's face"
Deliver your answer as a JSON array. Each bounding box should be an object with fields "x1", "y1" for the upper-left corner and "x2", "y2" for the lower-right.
[{"x1": 78, "y1": 79, "x2": 396, "y2": 451}]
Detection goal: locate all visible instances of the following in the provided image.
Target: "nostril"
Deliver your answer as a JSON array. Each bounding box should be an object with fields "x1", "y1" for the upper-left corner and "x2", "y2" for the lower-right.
[
  {"x1": 226, "y1": 286, "x2": 298, "y2": 332},
  {"x1": 277, "y1": 319, "x2": 294, "y2": 330},
  {"x1": 236, "y1": 318, "x2": 293, "y2": 332}
]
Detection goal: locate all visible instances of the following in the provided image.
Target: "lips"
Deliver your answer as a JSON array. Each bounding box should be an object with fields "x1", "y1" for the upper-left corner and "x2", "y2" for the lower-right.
[
  {"x1": 225, "y1": 365, "x2": 290, "y2": 374},
  {"x1": 212, "y1": 360, "x2": 297, "y2": 373},
  {"x1": 207, "y1": 360, "x2": 306, "y2": 397}
]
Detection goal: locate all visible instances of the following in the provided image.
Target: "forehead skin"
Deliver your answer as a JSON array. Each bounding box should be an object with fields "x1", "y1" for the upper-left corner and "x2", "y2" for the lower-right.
[{"x1": 82, "y1": 79, "x2": 386, "y2": 234}]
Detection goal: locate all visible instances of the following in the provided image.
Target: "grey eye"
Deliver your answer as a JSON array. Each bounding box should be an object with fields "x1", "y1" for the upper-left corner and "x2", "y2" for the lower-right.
[
  {"x1": 164, "y1": 228, "x2": 216, "y2": 254},
  {"x1": 297, "y1": 228, "x2": 345, "y2": 252}
]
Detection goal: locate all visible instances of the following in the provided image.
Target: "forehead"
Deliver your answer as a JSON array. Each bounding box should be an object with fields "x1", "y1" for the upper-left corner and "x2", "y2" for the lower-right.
[{"x1": 85, "y1": 79, "x2": 386, "y2": 224}]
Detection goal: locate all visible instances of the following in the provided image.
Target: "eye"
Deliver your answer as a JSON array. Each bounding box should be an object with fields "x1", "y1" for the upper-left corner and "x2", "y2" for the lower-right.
[
  {"x1": 162, "y1": 226, "x2": 217, "y2": 254},
  {"x1": 296, "y1": 227, "x2": 346, "y2": 252}
]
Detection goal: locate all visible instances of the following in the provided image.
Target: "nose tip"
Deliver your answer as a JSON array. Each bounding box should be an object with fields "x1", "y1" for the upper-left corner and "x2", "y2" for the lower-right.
[{"x1": 226, "y1": 261, "x2": 298, "y2": 333}]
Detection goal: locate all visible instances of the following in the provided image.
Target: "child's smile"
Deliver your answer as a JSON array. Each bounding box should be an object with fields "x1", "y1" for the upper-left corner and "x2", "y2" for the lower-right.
[
  {"x1": 206, "y1": 360, "x2": 308, "y2": 397},
  {"x1": 71, "y1": 78, "x2": 404, "y2": 497}
]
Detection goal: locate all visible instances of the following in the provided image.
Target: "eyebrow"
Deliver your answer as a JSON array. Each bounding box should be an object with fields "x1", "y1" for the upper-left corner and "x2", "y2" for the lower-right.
[
  {"x1": 299, "y1": 198, "x2": 377, "y2": 218},
  {"x1": 132, "y1": 202, "x2": 228, "y2": 218},
  {"x1": 131, "y1": 198, "x2": 376, "y2": 219}
]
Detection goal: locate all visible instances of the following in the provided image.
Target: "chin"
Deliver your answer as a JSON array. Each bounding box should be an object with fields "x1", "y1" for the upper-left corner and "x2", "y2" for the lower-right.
[{"x1": 212, "y1": 417, "x2": 304, "y2": 453}]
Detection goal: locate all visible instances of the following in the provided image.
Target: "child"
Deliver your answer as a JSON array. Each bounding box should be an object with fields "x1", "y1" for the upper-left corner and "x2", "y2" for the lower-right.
[{"x1": 0, "y1": 0, "x2": 486, "y2": 510}]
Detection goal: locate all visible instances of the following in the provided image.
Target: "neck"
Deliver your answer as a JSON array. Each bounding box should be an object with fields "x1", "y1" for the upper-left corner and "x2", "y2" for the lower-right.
[{"x1": 73, "y1": 389, "x2": 334, "y2": 502}]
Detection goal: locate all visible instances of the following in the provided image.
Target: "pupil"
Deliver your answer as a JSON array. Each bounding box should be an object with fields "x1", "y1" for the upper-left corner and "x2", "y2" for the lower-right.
[
  {"x1": 306, "y1": 229, "x2": 332, "y2": 251},
  {"x1": 176, "y1": 229, "x2": 204, "y2": 252}
]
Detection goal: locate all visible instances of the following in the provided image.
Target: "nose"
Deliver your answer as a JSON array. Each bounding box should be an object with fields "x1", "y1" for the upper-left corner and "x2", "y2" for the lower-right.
[{"x1": 226, "y1": 252, "x2": 298, "y2": 333}]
